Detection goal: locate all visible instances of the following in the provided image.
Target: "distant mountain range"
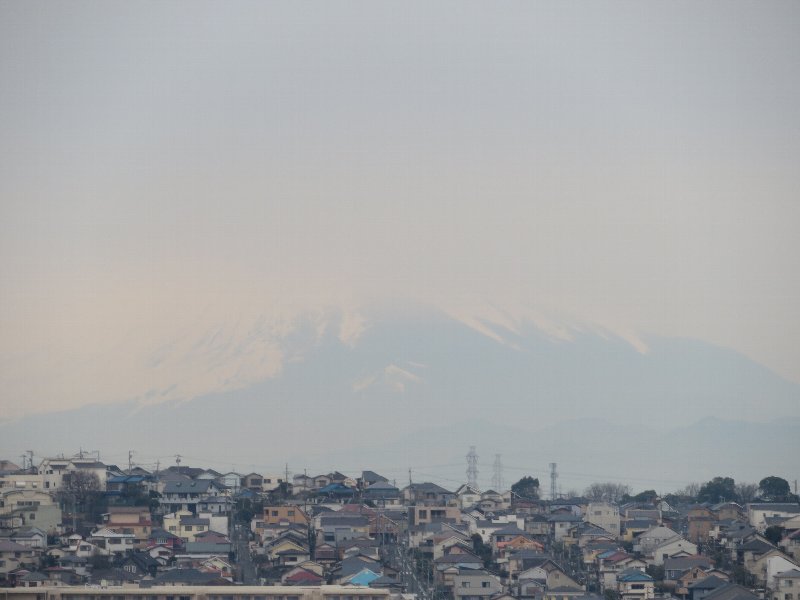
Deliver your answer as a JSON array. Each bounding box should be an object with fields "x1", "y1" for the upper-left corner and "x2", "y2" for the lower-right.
[{"x1": 2, "y1": 303, "x2": 798, "y2": 491}]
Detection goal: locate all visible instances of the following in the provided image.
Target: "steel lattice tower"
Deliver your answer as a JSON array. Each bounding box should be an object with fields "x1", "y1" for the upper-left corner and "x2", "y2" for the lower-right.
[
  {"x1": 491, "y1": 454, "x2": 504, "y2": 491},
  {"x1": 466, "y1": 446, "x2": 478, "y2": 488}
]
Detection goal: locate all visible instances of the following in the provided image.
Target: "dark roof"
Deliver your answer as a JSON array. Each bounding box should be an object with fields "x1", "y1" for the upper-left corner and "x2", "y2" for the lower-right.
[
  {"x1": 184, "y1": 542, "x2": 233, "y2": 554},
  {"x1": 362, "y1": 471, "x2": 389, "y2": 483},
  {"x1": 664, "y1": 556, "x2": 713, "y2": 571},
  {"x1": 180, "y1": 517, "x2": 210, "y2": 526},
  {"x1": 152, "y1": 568, "x2": 227, "y2": 584},
  {"x1": 163, "y1": 479, "x2": 218, "y2": 494},
  {"x1": 408, "y1": 482, "x2": 454, "y2": 495},
  {"x1": 688, "y1": 575, "x2": 728, "y2": 591},
  {"x1": 778, "y1": 570, "x2": 800, "y2": 579},
  {"x1": 748, "y1": 503, "x2": 800, "y2": 512},
  {"x1": 738, "y1": 539, "x2": 776, "y2": 553},
  {"x1": 702, "y1": 583, "x2": 759, "y2": 600}
]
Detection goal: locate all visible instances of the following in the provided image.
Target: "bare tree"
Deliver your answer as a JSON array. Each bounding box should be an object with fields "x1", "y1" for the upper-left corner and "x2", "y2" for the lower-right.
[
  {"x1": 735, "y1": 482, "x2": 758, "y2": 504},
  {"x1": 59, "y1": 471, "x2": 101, "y2": 514},
  {"x1": 584, "y1": 482, "x2": 632, "y2": 503}
]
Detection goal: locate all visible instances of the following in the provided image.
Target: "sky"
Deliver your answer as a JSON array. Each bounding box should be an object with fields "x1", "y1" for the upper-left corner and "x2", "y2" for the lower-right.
[{"x1": 1, "y1": 1, "x2": 800, "y2": 421}]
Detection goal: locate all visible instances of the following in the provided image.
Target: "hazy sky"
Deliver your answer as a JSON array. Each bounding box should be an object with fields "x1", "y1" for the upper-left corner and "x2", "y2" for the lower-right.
[{"x1": 2, "y1": 1, "x2": 800, "y2": 418}]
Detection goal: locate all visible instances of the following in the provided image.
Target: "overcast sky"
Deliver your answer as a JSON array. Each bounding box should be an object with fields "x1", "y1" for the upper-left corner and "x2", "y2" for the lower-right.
[{"x1": 2, "y1": 1, "x2": 800, "y2": 418}]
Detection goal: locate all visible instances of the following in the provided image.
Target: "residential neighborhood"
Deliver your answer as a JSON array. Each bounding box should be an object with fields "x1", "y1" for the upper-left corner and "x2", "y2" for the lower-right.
[{"x1": 0, "y1": 453, "x2": 798, "y2": 600}]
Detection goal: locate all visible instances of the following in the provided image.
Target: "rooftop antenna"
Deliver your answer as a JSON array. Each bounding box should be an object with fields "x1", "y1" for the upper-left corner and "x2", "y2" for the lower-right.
[
  {"x1": 492, "y1": 454, "x2": 504, "y2": 491},
  {"x1": 175, "y1": 454, "x2": 182, "y2": 467},
  {"x1": 549, "y1": 463, "x2": 558, "y2": 501}
]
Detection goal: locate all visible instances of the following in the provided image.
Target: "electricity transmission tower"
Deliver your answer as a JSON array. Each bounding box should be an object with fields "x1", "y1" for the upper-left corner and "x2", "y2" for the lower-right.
[
  {"x1": 466, "y1": 446, "x2": 478, "y2": 488},
  {"x1": 491, "y1": 454, "x2": 504, "y2": 491}
]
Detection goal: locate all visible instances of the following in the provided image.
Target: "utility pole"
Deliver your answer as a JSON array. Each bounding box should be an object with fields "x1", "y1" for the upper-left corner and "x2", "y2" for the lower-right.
[
  {"x1": 549, "y1": 463, "x2": 558, "y2": 501},
  {"x1": 128, "y1": 450, "x2": 134, "y2": 474}
]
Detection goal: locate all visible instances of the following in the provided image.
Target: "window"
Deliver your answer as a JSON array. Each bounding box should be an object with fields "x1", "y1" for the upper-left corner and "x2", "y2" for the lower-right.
[
  {"x1": 462, "y1": 582, "x2": 471, "y2": 588},
  {"x1": 272, "y1": 510, "x2": 279, "y2": 516},
  {"x1": 185, "y1": 526, "x2": 192, "y2": 531},
  {"x1": 482, "y1": 582, "x2": 490, "y2": 588},
  {"x1": 288, "y1": 510, "x2": 295, "y2": 516}
]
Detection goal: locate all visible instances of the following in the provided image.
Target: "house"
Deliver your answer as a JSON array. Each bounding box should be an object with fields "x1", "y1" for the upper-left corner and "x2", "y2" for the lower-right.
[
  {"x1": 752, "y1": 551, "x2": 799, "y2": 589},
  {"x1": 150, "y1": 567, "x2": 232, "y2": 586},
  {"x1": 678, "y1": 568, "x2": 728, "y2": 597},
  {"x1": 163, "y1": 511, "x2": 212, "y2": 542},
  {"x1": 624, "y1": 520, "x2": 659, "y2": 542},
  {"x1": 241, "y1": 473, "x2": 264, "y2": 493},
  {"x1": 617, "y1": 568, "x2": 655, "y2": 600},
  {"x1": 748, "y1": 504, "x2": 800, "y2": 532},
  {"x1": 410, "y1": 505, "x2": 462, "y2": 526},
  {"x1": 688, "y1": 506, "x2": 717, "y2": 544},
  {"x1": 771, "y1": 568, "x2": 800, "y2": 600},
  {"x1": 781, "y1": 530, "x2": 800, "y2": 563},
  {"x1": 687, "y1": 575, "x2": 729, "y2": 600},
  {"x1": 649, "y1": 536, "x2": 699, "y2": 566},
  {"x1": 452, "y1": 568, "x2": 503, "y2": 600},
  {"x1": 8, "y1": 527, "x2": 47, "y2": 550},
  {"x1": 586, "y1": 502, "x2": 621, "y2": 537},
  {"x1": 178, "y1": 538, "x2": 233, "y2": 562},
  {"x1": 147, "y1": 527, "x2": 183, "y2": 549},
  {"x1": 89, "y1": 527, "x2": 136, "y2": 555},
  {"x1": 282, "y1": 566, "x2": 325, "y2": 586},
  {"x1": 549, "y1": 514, "x2": 583, "y2": 542},
  {"x1": 434, "y1": 552, "x2": 484, "y2": 587},
  {"x1": 663, "y1": 556, "x2": 714, "y2": 587},
  {"x1": 346, "y1": 568, "x2": 382, "y2": 587},
  {"x1": 161, "y1": 479, "x2": 225, "y2": 514},
  {"x1": 262, "y1": 505, "x2": 310, "y2": 526},
  {"x1": 635, "y1": 526, "x2": 681, "y2": 555},
  {"x1": 0, "y1": 540, "x2": 39, "y2": 579},
  {"x1": 0, "y1": 488, "x2": 61, "y2": 532},
  {"x1": 102, "y1": 506, "x2": 152, "y2": 547},
  {"x1": 403, "y1": 482, "x2": 456, "y2": 505},
  {"x1": 701, "y1": 583, "x2": 758, "y2": 600},
  {"x1": 119, "y1": 551, "x2": 160, "y2": 578},
  {"x1": 363, "y1": 482, "x2": 401, "y2": 506},
  {"x1": 200, "y1": 556, "x2": 234, "y2": 577},
  {"x1": 319, "y1": 514, "x2": 371, "y2": 544}
]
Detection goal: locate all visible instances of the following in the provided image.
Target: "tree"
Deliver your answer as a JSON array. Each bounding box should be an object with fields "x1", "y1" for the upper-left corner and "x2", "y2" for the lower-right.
[
  {"x1": 765, "y1": 525, "x2": 784, "y2": 545},
  {"x1": 511, "y1": 476, "x2": 540, "y2": 499},
  {"x1": 632, "y1": 490, "x2": 659, "y2": 503},
  {"x1": 471, "y1": 533, "x2": 493, "y2": 569},
  {"x1": 697, "y1": 477, "x2": 737, "y2": 503},
  {"x1": 60, "y1": 471, "x2": 102, "y2": 516},
  {"x1": 735, "y1": 483, "x2": 758, "y2": 504},
  {"x1": 759, "y1": 476, "x2": 792, "y2": 502},
  {"x1": 585, "y1": 482, "x2": 631, "y2": 503}
]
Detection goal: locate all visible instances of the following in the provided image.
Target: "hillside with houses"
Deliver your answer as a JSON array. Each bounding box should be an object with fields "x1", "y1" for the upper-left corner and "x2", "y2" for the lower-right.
[{"x1": 1, "y1": 455, "x2": 799, "y2": 600}]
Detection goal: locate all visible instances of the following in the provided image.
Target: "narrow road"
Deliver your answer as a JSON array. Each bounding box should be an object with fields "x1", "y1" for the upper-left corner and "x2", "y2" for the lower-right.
[{"x1": 233, "y1": 523, "x2": 258, "y2": 584}]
